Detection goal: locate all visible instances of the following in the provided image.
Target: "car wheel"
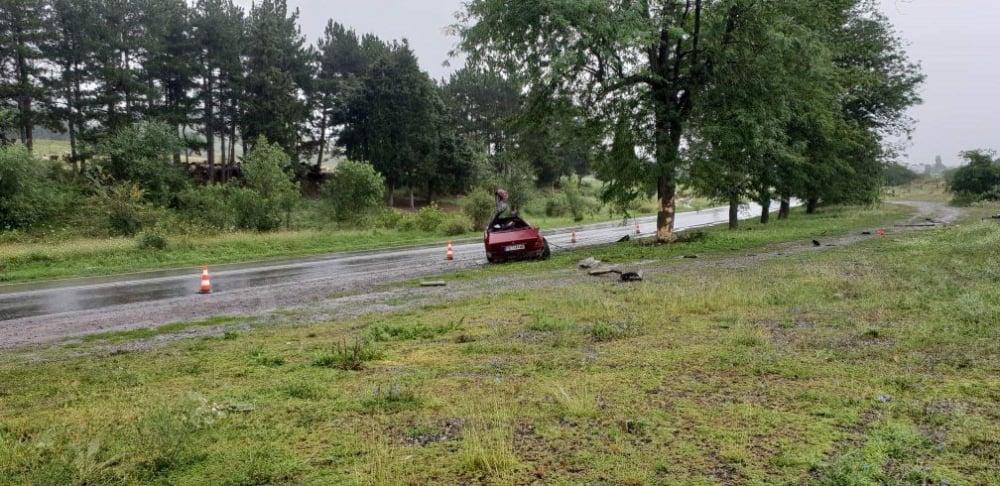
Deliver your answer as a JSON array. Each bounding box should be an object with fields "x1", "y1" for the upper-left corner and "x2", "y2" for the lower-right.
[{"x1": 541, "y1": 238, "x2": 551, "y2": 260}]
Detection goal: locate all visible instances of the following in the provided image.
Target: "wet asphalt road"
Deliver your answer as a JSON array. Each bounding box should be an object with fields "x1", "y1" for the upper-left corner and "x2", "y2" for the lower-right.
[{"x1": 0, "y1": 204, "x2": 764, "y2": 324}]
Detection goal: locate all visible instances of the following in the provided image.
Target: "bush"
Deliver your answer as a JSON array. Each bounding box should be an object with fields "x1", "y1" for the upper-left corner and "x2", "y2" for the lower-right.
[
  {"x1": 136, "y1": 231, "x2": 168, "y2": 250},
  {"x1": 949, "y1": 149, "x2": 1000, "y2": 203},
  {"x1": 415, "y1": 204, "x2": 445, "y2": 232},
  {"x1": 0, "y1": 144, "x2": 62, "y2": 230},
  {"x1": 461, "y1": 189, "x2": 496, "y2": 231},
  {"x1": 230, "y1": 187, "x2": 282, "y2": 231},
  {"x1": 178, "y1": 185, "x2": 232, "y2": 229},
  {"x1": 373, "y1": 207, "x2": 405, "y2": 229},
  {"x1": 442, "y1": 215, "x2": 471, "y2": 236},
  {"x1": 312, "y1": 340, "x2": 382, "y2": 370},
  {"x1": 242, "y1": 137, "x2": 300, "y2": 229},
  {"x1": 102, "y1": 182, "x2": 146, "y2": 236},
  {"x1": 326, "y1": 160, "x2": 385, "y2": 221},
  {"x1": 544, "y1": 195, "x2": 569, "y2": 217},
  {"x1": 97, "y1": 121, "x2": 188, "y2": 206}
]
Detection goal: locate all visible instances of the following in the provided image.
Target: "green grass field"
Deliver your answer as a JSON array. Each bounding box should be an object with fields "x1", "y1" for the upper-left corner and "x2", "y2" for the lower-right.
[{"x1": 2, "y1": 202, "x2": 997, "y2": 484}]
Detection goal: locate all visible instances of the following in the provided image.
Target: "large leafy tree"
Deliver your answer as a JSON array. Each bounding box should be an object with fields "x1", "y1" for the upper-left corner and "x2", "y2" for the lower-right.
[
  {"x1": 459, "y1": 0, "x2": 921, "y2": 240},
  {"x1": 458, "y1": 0, "x2": 746, "y2": 242}
]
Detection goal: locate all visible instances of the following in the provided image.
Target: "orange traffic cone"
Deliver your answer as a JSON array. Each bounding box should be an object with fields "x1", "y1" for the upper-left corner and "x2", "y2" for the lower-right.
[
  {"x1": 199, "y1": 265, "x2": 212, "y2": 294},
  {"x1": 635, "y1": 221, "x2": 641, "y2": 235},
  {"x1": 446, "y1": 241, "x2": 454, "y2": 260},
  {"x1": 571, "y1": 230, "x2": 577, "y2": 244}
]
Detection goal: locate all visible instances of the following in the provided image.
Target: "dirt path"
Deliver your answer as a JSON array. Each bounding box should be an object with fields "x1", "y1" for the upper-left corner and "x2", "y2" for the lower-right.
[{"x1": 4, "y1": 201, "x2": 960, "y2": 352}]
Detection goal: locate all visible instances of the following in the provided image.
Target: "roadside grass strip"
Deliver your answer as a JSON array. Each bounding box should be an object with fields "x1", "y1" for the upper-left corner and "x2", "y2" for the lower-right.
[{"x1": 1, "y1": 205, "x2": 998, "y2": 484}]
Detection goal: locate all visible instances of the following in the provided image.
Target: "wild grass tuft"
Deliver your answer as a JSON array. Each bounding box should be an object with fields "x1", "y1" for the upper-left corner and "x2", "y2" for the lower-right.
[{"x1": 312, "y1": 339, "x2": 382, "y2": 370}]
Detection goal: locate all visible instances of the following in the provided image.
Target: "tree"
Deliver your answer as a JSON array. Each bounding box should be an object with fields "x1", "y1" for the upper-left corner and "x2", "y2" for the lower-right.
[
  {"x1": 191, "y1": 0, "x2": 246, "y2": 182},
  {"x1": 88, "y1": 0, "x2": 151, "y2": 133},
  {"x1": 42, "y1": 0, "x2": 99, "y2": 167},
  {"x1": 325, "y1": 159, "x2": 385, "y2": 221},
  {"x1": 0, "y1": 0, "x2": 51, "y2": 150},
  {"x1": 884, "y1": 162, "x2": 919, "y2": 187},
  {"x1": 441, "y1": 67, "x2": 520, "y2": 159},
  {"x1": 192, "y1": 0, "x2": 245, "y2": 182},
  {"x1": 241, "y1": 0, "x2": 310, "y2": 158},
  {"x1": 338, "y1": 41, "x2": 440, "y2": 208},
  {"x1": 306, "y1": 21, "x2": 367, "y2": 173},
  {"x1": 459, "y1": 1, "x2": 746, "y2": 242},
  {"x1": 239, "y1": 135, "x2": 300, "y2": 229},
  {"x1": 97, "y1": 121, "x2": 188, "y2": 206},
  {"x1": 140, "y1": 0, "x2": 197, "y2": 155},
  {"x1": 948, "y1": 149, "x2": 1000, "y2": 202}
]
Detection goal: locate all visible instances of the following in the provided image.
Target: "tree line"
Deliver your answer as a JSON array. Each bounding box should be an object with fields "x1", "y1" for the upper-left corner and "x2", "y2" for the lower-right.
[
  {"x1": 2, "y1": 0, "x2": 923, "y2": 240},
  {"x1": 0, "y1": 0, "x2": 581, "y2": 206},
  {"x1": 458, "y1": 0, "x2": 924, "y2": 241}
]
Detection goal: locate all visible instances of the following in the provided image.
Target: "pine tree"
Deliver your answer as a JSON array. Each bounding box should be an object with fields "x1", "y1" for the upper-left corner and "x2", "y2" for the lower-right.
[
  {"x1": 0, "y1": 0, "x2": 51, "y2": 150},
  {"x1": 241, "y1": 0, "x2": 310, "y2": 159}
]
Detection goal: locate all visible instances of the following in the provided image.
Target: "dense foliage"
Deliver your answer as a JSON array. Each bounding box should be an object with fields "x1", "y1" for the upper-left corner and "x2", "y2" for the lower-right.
[
  {"x1": 948, "y1": 149, "x2": 1000, "y2": 204},
  {"x1": 458, "y1": 0, "x2": 924, "y2": 240},
  {"x1": 0, "y1": 0, "x2": 922, "y2": 242}
]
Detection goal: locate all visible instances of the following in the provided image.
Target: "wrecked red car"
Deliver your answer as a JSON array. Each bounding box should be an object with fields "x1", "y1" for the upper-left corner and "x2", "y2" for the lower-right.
[{"x1": 484, "y1": 189, "x2": 550, "y2": 263}]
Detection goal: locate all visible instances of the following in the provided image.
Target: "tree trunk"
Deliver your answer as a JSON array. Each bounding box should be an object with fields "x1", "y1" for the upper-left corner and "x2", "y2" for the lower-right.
[
  {"x1": 409, "y1": 186, "x2": 415, "y2": 210},
  {"x1": 15, "y1": 28, "x2": 33, "y2": 151},
  {"x1": 388, "y1": 184, "x2": 394, "y2": 207},
  {"x1": 778, "y1": 193, "x2": 790, "y2": 220},
  {"x1": 728, "y1": 194, "x2": 739, "y2": 230},
  {"x1": 315, "y1": 111, "x2": 327, "y2": 173},
  {"x1": 205, "y1": 74, "x2": 215, "y2": 184},
  {"x1": 759, "y1": 196, "x2": 771, "y2": 224},
  {"x1": 656, "y1": 174, "x2": 677, "y2": 242},
  {"x1": 806, "y1": 197, "x2": 818, "y2": 214}
]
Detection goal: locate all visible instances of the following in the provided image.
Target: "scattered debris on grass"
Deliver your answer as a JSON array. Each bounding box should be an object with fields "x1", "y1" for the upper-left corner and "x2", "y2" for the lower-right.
[{"x1": 578, "y1": 257, "x2": 601, "y2": 269}]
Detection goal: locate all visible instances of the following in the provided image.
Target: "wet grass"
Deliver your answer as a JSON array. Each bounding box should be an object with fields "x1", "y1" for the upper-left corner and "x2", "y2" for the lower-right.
[{"x1": 0, "y1": 203, "x2": 997, "y2": 484}]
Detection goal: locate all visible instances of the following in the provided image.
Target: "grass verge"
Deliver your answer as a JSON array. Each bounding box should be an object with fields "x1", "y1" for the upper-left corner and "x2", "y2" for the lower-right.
[{"x1": 1, "y1": 203, "x2": 996, "y2": 484}]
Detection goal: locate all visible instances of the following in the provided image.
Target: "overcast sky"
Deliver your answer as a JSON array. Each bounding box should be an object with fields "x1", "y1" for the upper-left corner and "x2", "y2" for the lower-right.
[{"x1": 265, "y1": 0, "x2": 997, "y2": 168}]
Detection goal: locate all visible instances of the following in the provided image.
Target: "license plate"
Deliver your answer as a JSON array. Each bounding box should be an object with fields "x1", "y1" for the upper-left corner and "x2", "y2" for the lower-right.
[{"x1": 504, "y1": 244, "x2": 525, "y2": 252}]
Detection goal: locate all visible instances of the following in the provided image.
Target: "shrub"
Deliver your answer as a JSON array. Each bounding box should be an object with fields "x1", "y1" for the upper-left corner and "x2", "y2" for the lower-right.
[
  {"x1": 136, "y1": 231, "x2": 168, "y2": 250},
  {"x1": 949, "y1": 149, "x2": 1000, "y2": 204},
  {"x1": 312, "y1": 340, "x2": 382, "y2": 370},
  {"x1": 414, "y1": 204, "x2": 445, "y2": 232},
  {"x1": 326, "y1": 160, "x2": 385, "y2": 221},
  {"x1": 373, "y1": 208, "x2": 405, "y2": 229},
  {"x1": 102, "y1": 182, "x2": 145, "y2": 235},
  {"x1": 461, "y1": 189, "x2": 496, "y2": 230},
  {"x1": 230, "y1": 187, "x2": 282, "y2": 231},
  {"x1": 178, "y1": 185, "x2": 232, "y2": 229},
  {"x1": 0, "y1": 144, "x2": 62, "y2": 230},
  {"x1": 442, "y1": 215, "x2": 471, "y2": 236},
  {"x1": 242, "y1": 137, "x2": 300, "y2": 229},
  {"x1": 97, "y1": 121, "x2": 189, "y2": 206}
]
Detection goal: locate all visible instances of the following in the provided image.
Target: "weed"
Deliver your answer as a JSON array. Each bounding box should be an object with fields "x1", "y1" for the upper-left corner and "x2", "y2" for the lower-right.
[
  {"x1": 361, "y1": 384, "x2": 421, "y2": 412},
  {"x1": 460, "y1": 405, "x2": 520, "y2": 478},
  {"x1": 249, "y1": 349, "x2": 284, "y2": 367},
  {"x1": 587, "y1": 319, "x2": 641, "y2": 342},
  {"x1": 368, "y1": 318, "x2": 462, "y2": 342},
  {"x1": 312, "y1": 339, "x2": 382, "y2": 370}
]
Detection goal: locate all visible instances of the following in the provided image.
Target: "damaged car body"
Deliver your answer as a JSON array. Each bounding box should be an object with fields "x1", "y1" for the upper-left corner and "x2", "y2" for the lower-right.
[{"x1": 484, "y1": 189, "x2": 550, "y2": 263}]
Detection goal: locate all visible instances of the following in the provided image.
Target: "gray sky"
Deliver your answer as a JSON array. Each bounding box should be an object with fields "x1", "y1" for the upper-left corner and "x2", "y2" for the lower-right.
[{"x1": 271, "y1": 0, "x2": 995, "y2": 168}]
